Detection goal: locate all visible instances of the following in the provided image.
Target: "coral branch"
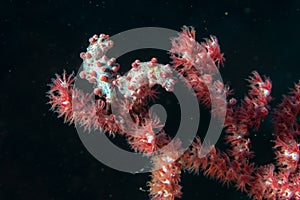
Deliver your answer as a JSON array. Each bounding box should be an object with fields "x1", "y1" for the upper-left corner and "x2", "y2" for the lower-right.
[{"x1": 48, "y1": 26, "x2": 300, "y2": 200}]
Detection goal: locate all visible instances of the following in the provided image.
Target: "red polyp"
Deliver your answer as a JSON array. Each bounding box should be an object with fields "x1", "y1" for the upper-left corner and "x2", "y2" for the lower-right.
[
  {"x1": 99, "y1": 75, "x2": 108, "y2": 82},
  {"x1": 85, "y1": 52, "x2": 92, "y2": 59},
  {"x1": 151, "y1": 57, "x2": 158, "y2": 63},
  {"x1": 112, "y1": 66, "x2": 119, "y2": 73},
  {"x1": 100, "y1": 67, "x2": 106, "y2": 72},
  {"x1": 131, "y1": 62, "x2": 139, "y2": 68},
  {"x1": 79, "y1": 52, "x2": 86, "y2": 59},
  {"x1": 136, "y1": 88, "x2": 143, "y2": 95},
  {"x1": 93, "y1": 88, "x2": 102, "y2": 96},
  {"x1": 89, "y1": 70, "x2": 97, "y2": 77},
  {"x1": 96, "y1": 61, "x2": 102, "y2": 67}
]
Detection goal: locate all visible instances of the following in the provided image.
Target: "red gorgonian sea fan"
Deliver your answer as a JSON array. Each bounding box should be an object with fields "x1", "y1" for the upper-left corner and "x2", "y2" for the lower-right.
[{"x1": 48, "y1": 26, "x2": 300, "y2": 200}]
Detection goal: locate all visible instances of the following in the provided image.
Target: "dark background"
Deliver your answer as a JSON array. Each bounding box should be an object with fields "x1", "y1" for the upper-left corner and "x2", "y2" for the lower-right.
[{"x1": 1, "y1": 0, "x2": 300, "y2": 199}]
